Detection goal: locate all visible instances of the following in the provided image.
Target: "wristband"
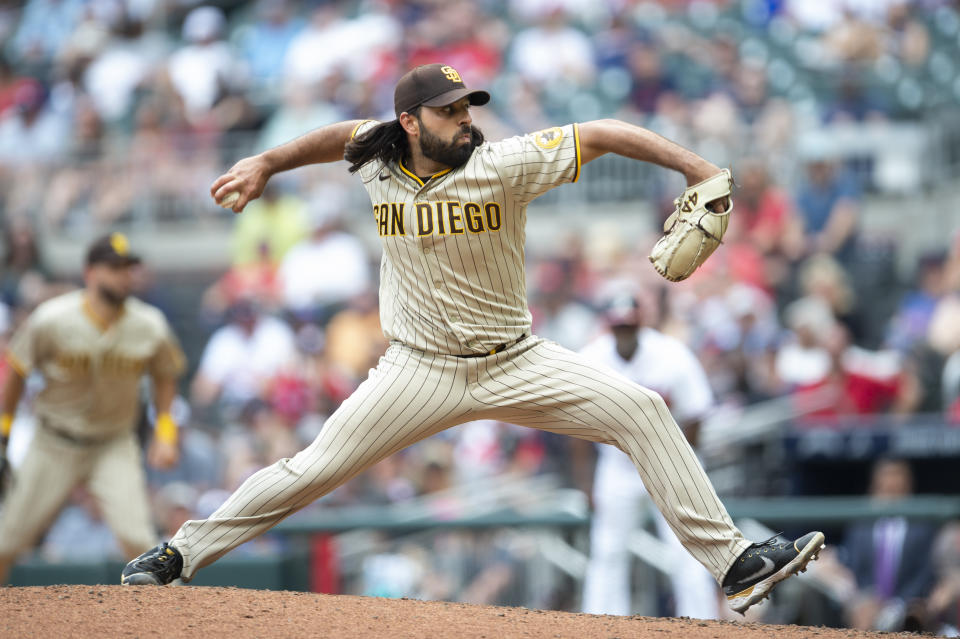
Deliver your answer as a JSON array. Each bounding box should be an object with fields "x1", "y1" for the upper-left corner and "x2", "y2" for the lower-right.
[
  {"x1": 155, "y1": 412, "x2": 178, "y2": 446},
  {"x1": 0, "y1": 414, "x2": 12, "y2": 438}
]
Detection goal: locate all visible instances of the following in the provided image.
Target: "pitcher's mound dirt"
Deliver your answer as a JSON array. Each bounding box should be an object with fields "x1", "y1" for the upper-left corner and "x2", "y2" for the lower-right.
[{"x1": 0, "y1": 585, "x2": 924, "y2": 638}]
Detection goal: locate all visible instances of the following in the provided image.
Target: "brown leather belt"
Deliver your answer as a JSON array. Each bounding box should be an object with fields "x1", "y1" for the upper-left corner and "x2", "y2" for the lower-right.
[
  {"x1": 457, "y1": 334, "x2": 528, "y2": 358},
  {"x1": 42, "y1": 421, "x2": 114, "y2": 446}
]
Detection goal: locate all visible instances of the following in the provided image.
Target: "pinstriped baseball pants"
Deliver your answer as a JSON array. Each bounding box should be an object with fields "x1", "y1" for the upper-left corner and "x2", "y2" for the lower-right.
[{"x1": 171, "y1": 336, "x2": 751, "y2": 582}]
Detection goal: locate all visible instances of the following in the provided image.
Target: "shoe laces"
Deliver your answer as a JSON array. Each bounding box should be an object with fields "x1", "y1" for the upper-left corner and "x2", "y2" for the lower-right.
[
  {"x1": 140, "y1": 545, "x2": 177, "y2": 569},
  {"x1": 745, "y1": 532, "x2": 786, "y2": 557}
]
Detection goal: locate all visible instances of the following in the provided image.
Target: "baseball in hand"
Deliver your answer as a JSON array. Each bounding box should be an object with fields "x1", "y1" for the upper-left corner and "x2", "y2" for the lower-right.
[{"x1": 219, "y1": 191, "x2": 240, "y2": 209}]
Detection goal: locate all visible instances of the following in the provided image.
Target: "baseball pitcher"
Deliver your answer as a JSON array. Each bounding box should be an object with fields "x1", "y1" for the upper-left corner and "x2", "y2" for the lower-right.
[
  {"x1": 0, "y1": 233, "x2": 186, "y2": 582},
  {"x1": 123, "y1": 64, "x2": 823, "y2": 614}
]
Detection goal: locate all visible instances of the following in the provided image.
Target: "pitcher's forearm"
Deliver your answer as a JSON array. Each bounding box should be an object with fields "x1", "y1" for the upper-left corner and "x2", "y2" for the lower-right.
[
  {"x1": 578, "y1": 119, "x2": 719, "y2": 183},
  {"x1": 211, "y1": 120, "x2": 366, "y2": 211},
  {"x1": 260, "y1": 120, "x2": 366, "y2": 173}
]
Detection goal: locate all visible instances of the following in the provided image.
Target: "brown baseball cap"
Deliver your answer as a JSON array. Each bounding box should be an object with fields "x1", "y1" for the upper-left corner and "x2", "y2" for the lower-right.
[
  {"x1": 86, "y1": 232, "x2": 142, "y2": 266},
  {"x1": 394, "y1": 63, "x2": 490, "y2": 117}
]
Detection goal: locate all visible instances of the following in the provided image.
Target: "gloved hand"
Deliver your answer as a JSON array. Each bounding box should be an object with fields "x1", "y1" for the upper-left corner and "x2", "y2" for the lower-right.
[{"x1": 649, "y1": 168, "x2": 733, "y2": 282}]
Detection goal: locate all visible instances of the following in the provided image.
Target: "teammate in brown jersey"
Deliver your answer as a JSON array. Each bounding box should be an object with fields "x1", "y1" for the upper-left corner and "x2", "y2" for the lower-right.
[{"x1": 0, "y1": 233, "x2": 186, "y2": 582}]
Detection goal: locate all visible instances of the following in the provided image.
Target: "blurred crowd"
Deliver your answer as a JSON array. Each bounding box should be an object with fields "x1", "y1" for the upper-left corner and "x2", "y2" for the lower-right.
[{"x1": 2, "y1": 0, "x2": 960, "y2": 634}]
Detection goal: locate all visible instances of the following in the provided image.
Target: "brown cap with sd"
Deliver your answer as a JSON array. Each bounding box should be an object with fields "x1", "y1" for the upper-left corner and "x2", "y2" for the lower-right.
[
  {"x1": 86, "y1": 232, "x2": 142, "y2": 267},
  {"x1": 393, "y1": 63, "x2": 490, "y2": 117}
]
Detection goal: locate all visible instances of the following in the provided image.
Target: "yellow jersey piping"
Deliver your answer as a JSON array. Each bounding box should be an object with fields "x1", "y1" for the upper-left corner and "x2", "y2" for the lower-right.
[{"x1": 572, "y1": 123, "x2": 582, "y2": 184}]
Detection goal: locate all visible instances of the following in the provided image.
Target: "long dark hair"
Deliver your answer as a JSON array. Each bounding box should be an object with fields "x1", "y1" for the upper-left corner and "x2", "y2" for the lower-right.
[
  {"x1": 345, "y1": 118, "x2": 411, "y2": 174},
  {"x1": 345, "y1": 109, "x2": 486, "y2": 174}
]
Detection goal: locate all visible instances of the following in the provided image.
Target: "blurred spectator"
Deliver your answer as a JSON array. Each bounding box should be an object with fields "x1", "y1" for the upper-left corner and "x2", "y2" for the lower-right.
[
  {"x1": 625, "y1": 42, "x2": 674, "y2": 115},
  {"x1": 729, "y1": 63, "x2": 772, "y2": 127},
  {"x1": 775, "y1": 296, "x2": 843, "y2": 406},
  {"x1": 239, "y1": 0, "x2": 304, "y2": 95},
  {"x1": 509, "y1": 8, "x2": 595, "y2": 88},
  {"x1": 283, "y1": 2, "x2": 400, "y2": 89},
  {"x1": 324, "y1": 290, "x2": 388, "y2": 382},
  {"x1": 121, "y1": 93, "x2": 201, "y2": 221},
  {"x1": 0, "y1": 79, "x2": 69, "y2": 167},
  {"x1": 268, "y1": 322, "x2": 353, "y2": 430},
  {"x1": 42, "y1": 98, "x2": 122, "y2": 228},
  {"x1": 406, "y1": 2, "x2": 505, "y2": 88},
  {"x1": 693, "y1": 282, "x2": 782, "y2": 405},
  {"x1": 257, "y1": 78, "x2": 346, "y2": 152},
  {"x1": 725, "y1": 159, "x2": 804, "y2": 292},
  {"x1": 231, "y1": 183, "x2": 309, "y2": 266},
  {"x1": 278, "y1": 203, "x2": 372, "y2": 324},
  {"x1": 841, "y1": 458, "x2": 939, "y2": 632},
  {"x1": 824, "y1": 9, "x2": 886, "y2": 64},
  {"x1": 191, "y1": 298, "x2": 297, "y2": 416},
  {"x1": 82, "y1": 13, "x2": 159, "y2": 123},
  {"x1": 282, "y1": 4, "x2": 351, "y2": 88},
  {"x1": 886, "y1": 252, "x2": 949, "y2": 353},
  {"x1": 0, "y1": 54, "x2": 33, "y2": 116},
  {"x1": 926, "y1": 521, "x2": 960, "y2": 635},
  {"x1": 0, "y1": 218, "x2": 48, "y2": 309},
  {"x1": 778, "y1": 291, "x2": 915, "y2": 418},
  {"x1": 795, "y1": 155, "x2": 861, "y2": 264},
  {"x1": 202, "y1": 241, "x2": 283, "y2": 320},
  {"x1": 942, "y1": 346, "x2": 960, "y2": 422},
  {"x1": 884, "y1": 2, "x2": 929, "y2": 68},
  {"x1": 6, "y1": 0, "x2": 87, "y2": 68},
  {"x1": 796, "y1": 254, "x2": 864, "y2": 343},
  {"x1": 168, "y1": 6, "x2": 240, "y2": 124},
  {"x1": 824, "y1": 72, "x2": 889, "y2": 123},
  {"x1": 529, "y1": 250, "x2": 596, "y2": 351}
]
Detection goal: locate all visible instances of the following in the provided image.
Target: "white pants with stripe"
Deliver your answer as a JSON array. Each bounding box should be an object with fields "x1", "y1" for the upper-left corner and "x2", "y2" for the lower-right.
[{"x1": 172, "y1": 336, "x2": 750, "y2": 582}]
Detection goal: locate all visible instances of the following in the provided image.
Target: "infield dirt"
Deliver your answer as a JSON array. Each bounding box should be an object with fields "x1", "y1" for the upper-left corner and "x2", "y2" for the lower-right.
[{"x1": 0, "y1": 585, "x2": 929, "y2": 638}]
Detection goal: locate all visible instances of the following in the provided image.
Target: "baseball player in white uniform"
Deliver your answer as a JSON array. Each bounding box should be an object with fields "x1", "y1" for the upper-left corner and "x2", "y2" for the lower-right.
[
  {"x1": 0, "y1": 233, "x2": 186, "y2": 582},
  {"x1": 123, "y1": 63, "x2": 824, "y2": 614},
  {"x1": 581, "y1": 289, "x2": 719, "y2": 618}
]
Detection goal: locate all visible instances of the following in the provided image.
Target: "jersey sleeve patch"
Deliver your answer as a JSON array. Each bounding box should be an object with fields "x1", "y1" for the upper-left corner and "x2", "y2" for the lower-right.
[{"x1": 533, "y1": 126, "x2": 564, "y2": 150}]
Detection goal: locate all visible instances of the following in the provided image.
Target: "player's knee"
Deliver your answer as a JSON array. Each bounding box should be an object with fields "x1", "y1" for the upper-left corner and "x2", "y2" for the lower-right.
[
  {"x1": 646, "y1": 390, "x2": 670, "y2": 415},
  {"x1": 628, "y1": 386, "x2": 668, "y2": 416}
]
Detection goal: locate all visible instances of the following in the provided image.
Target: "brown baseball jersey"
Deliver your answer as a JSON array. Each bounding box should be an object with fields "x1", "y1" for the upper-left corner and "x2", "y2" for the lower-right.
[
  {"x1": 353, "y1": 120, "x2": 580, "y2": 355},
  {"x1": 0, "y1": 289, "x2": 185, "y2": 561},
  {"x1": 6, "y1": 289, "x2": 185, "y2": 439}
]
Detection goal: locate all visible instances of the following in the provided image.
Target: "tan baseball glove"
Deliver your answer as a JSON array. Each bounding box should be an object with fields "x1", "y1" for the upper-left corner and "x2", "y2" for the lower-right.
[{"x1": 649, "y1": 168, "x2": 733, "y2": 282}]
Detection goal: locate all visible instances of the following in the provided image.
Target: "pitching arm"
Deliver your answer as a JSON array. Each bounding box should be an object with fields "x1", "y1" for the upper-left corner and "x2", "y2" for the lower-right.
[
  {"x1": 577, "y1": 119, "x2": 721, "y2": 186},
  {"x1": 210, "y1": 119, "x2": 366, "y2": 213}
]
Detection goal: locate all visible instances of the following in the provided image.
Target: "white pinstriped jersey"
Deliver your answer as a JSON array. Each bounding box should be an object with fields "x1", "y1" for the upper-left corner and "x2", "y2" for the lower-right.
[
  {"x1": 6, "y1": 290, "x2": 186, "y2": 438},
  {"x1": 352, "y1": 121, "x2": 581, "y2": 356}
]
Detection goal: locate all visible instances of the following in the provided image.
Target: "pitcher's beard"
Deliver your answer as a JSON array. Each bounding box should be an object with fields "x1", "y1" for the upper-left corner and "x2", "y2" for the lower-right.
[
  {"x1": 418, "y1": 123, "x2": 482, "y2": 169},
  {"x1": 97, "y1": 283, "x2": 128, "y2": 307}
]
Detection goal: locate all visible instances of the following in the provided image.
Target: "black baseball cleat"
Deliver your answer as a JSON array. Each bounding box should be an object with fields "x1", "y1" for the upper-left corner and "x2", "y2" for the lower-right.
[
  {"x1": 722, "y1": 531, "x2": 825, "y2": 614},
  {"x1": 121, "y1": 542, "x2": 183, "y2": 585}
]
